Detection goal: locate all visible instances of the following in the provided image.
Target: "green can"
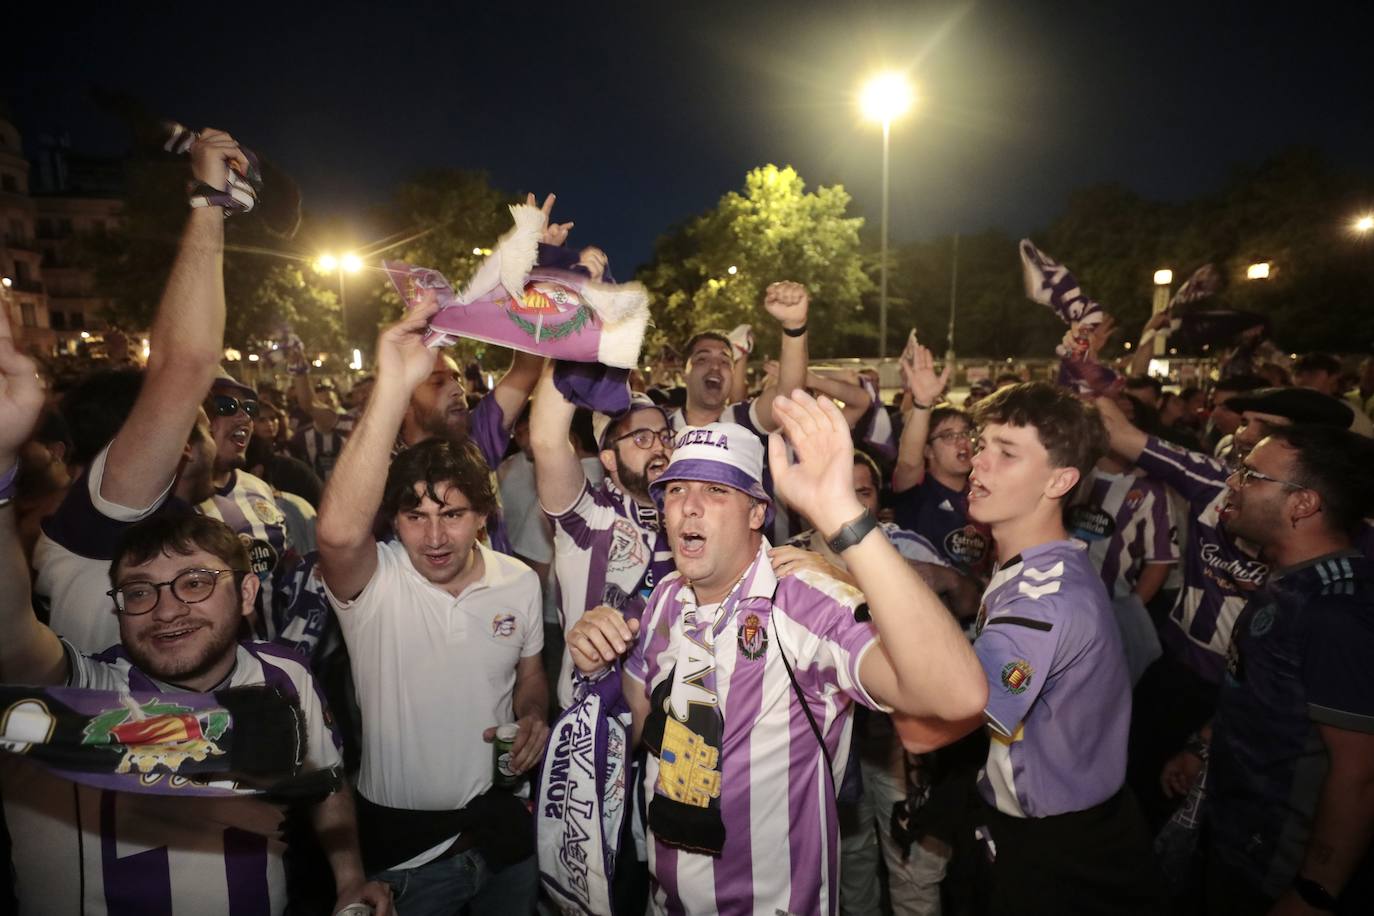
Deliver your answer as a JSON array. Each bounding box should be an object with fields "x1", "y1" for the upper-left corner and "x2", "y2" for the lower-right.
[{"x1": 493, "y1": 723, "x2": 521, "y2": 788}]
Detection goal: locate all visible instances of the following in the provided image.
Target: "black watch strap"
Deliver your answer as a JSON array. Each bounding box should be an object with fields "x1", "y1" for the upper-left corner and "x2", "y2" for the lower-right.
[
  {"x1": 1293, "y1": 876, "x2": 1338, "y2": 911},
  {"x1": 827, "y1": 510, "x2": 879, "y2": 554}
]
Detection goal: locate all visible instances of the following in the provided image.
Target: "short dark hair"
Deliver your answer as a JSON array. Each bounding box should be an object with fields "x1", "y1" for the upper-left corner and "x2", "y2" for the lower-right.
[
  {"x1": 683, "y1": 331, "x2": 732, "y2": 360},
  {"x1": 110, "y1": 513, "x2": 250, "y2": 583},
  {"x1": 382, "y1": 438, "x2": 497, "y2": 519},
  {"x1": 972, "y1": 382, "x2": 1105, "y2": 499},
  {"x1": 853, "y1": 451, "x2": 883, "y2": 491},
  {"x1": 928, "y1": 406, "x2": 970, "y2": 436},
  {"x1": 1265, "y1": 424, "x2": 1374, "y2": 534},
  {"x1": 1213, "y1": 374, "x2": 1267, "y2": 398},
  {"x1": 1124, "y1": 375, "x2": 1164, "y2": 396},
  {"x1": 60, "y1": 368, "x2": 145, "y2": 468},
  {"x1": 1293, "y1": 353, "x2": 1342, "y2": 377}
]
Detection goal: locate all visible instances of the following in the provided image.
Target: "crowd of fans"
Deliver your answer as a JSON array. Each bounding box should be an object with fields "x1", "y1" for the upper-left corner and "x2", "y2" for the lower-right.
[{"x1": 2, "y1": 128, "x2": 1373, "y2": 916}]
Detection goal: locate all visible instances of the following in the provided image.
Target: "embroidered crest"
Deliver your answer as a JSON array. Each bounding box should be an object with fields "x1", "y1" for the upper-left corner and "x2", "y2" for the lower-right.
[
  {"x1": 249, "y1": 496, "x2": 283, "y2": 526},
  {"x1": 492, "y1": 614, "x2": 517, "y2": 638},
  {"x1": 737, "y1": 612, "x2": 768, "y2": 660},
  {"x1": 1000, "y1": 660, "x2": 1033, "y2": 695},
  {"x1": 1249, "y1": 604, "x2": 1275, "y2": 637}
]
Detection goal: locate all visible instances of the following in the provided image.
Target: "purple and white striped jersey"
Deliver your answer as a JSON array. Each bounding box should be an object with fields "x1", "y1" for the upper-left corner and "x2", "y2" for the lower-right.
[
  {"x1": 1133, "y1": 437, "x2": 1268, "y2": 683},
  {"x1": 197, "y1": 469, "x2": 292, "y2": 580},
  {"x1": 624, "y1": 543, "x2": 883, "y2": 915},
  {"x1": 0, "y1": 641, "x2": 341, "y2": 916},
  {"x1": 547, "y1": 479, "x2": 674, "y2": 708},
  {"x1": 1068, "y1": 468, "x2": 1178, "y2": 598},
  {"x1": 974, "y1": 540, "x2": 1131, "y2": 818}
]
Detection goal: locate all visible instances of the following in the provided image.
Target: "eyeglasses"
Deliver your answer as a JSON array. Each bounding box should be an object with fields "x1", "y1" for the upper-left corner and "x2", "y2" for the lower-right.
[
  {"x1": 106, "y1": 568, "x2": 242, "y2": 616},
  {"x1": 613, "y1": 427, "x2": 675, "y2": 450},
  {"x1": 209, "y1": 394, "x2": 260, "y2": 419},
  {"x1": 1228, "y1": 463, "x2": 1305, "y2": 491},
  {"x1": 931, "y1": 430, "x2": 974, "y2": 444}
]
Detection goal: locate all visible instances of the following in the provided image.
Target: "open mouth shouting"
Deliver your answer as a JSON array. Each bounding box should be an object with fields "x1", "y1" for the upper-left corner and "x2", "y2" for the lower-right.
[
  {"x1": 676, "y1": 528, "x2": 707, "y2": 559},
  {"x1": 228, "y1": 425, "x2": 251, "y2": 452},
  {"x1": 702, "y1": 372, "x2": 725, "y2": 396},
  {"x1": 646, "y1": 455, "x2": 670, "y2": 481}
]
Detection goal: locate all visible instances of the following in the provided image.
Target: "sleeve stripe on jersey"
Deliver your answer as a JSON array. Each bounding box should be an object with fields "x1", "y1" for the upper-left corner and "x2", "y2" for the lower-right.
[
  {"x1": 984, "y1": 708, "x2": 1016, "y2": 738},
  {"x1": 1308, "y1": 703, "x2": 1374, "y2": 734},
  {"x1": 985, "y1": 615, "x2": 1054, "y2": 632}
]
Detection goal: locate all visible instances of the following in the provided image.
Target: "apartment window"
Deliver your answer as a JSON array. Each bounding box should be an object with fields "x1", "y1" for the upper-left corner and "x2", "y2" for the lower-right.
[
  {"x1": 14, "y1": 262, "x2": 30, "y2": 283},
  {"x1": 50, "y1": 310, "x2": 66, "y2": 330},
  {"x1": 20, "y1": 303, "x2": 36, "y2": 327}
]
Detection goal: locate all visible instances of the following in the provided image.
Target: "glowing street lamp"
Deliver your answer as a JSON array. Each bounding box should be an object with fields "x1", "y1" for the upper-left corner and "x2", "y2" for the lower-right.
[
  {"x1": 1354, "y1": 215, "x2": 1374, "y2": 234},
  {"x1": 1246, "y1": 262, "x2": 1271, "y2": 280},
  {"x1": 860, "y1": 71, "x2": 916, "y2": 359},
  {"x1": 1153, "y1": 269, "x2": 1173, "y2": 286},
  {"x1": 316, "y1": 251, "x2": 363, "y2": 342}
]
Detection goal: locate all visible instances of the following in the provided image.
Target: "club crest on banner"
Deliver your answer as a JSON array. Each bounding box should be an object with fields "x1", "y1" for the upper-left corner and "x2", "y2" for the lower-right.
[{"x1": 83, "y1": 695, "x2": 230, "y2": 774}]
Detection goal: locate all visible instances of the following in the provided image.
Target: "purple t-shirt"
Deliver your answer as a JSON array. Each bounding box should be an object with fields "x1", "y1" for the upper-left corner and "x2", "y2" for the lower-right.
[
  {"x1": 974, "y1": 539, "x2": 1132, "y2": 817},
  {"x1": 1133, "y1": 437, "x2": 1268, "y2": 683}
]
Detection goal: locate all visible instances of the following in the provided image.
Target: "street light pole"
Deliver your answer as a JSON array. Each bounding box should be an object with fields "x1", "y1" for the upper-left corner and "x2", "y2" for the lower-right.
[
  {"x1": 879, "y1": 118, "x2": 891, "y2": 360},
  {"x1": 946, "y1": 231, "x2": 958, "y2": 364}
]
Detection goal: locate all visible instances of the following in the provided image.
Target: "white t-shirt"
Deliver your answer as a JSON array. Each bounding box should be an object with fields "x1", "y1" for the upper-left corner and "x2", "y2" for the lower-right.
[
  {"x1": 324, "y1": 539, "x2": 542, "y2": 866},
  {"x1": 1, "y1": 641, "x2": 340, "y2": 916}
]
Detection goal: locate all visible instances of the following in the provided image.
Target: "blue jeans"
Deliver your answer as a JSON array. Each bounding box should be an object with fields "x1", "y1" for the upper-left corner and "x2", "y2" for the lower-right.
[{"x1": 375, "y1": 849, "x2": 537, "y2": 916}]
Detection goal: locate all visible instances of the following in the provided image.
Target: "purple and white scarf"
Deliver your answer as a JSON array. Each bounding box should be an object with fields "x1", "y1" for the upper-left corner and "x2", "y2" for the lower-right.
[
  {"x1": 384, "y1": 204, "x2": 650, "y2": 369},
  {"x1": 1019, "y1": 239, "x2": 1121, "y2": 396}
]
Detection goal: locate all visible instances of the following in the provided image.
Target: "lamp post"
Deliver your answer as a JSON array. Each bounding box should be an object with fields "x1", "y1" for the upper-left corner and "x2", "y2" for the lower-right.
[
  {"x1": 1354, "y1": 215, "x2": 1373, "y2": 234},
  {"x1": 860, "y1": 72, "x2": 914, "y2": 360},
  {"x1": 315, "y1": 252, "x2": 362, "y2": 343},
  {"x1": 1151, "y1": 269, "x2": 1172, "y2": 357}
]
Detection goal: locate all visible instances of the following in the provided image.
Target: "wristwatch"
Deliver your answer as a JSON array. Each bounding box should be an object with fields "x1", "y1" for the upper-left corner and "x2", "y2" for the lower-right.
[
  {"x1": 827, "y1": 509, "x2": 879, "y2": 554},
  {"x1": 1293, "y1": 876, "x2": 1338, "y2": 911}
]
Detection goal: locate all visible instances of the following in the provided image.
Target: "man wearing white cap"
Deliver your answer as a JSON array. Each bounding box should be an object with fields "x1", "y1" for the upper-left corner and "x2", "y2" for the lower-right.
[
  {"x1": 568, "y1": 391, "x2": 987, "y2": 915},
  {"x1": 530, "y1": 365, "x2": 676, "y2": 709}
]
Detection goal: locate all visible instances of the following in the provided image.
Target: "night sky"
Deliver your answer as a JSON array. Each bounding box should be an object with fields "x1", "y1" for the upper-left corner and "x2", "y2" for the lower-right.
[{"x1": 8, "y1": 1, "x2": 1372, "y2": 271}]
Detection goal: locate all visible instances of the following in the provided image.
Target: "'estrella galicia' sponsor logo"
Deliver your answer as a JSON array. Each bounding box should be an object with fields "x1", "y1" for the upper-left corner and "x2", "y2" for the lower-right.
[
  {"x1": 1067, "y1": 506, "x2": 1115, "y2": 542},
  {"x1": 944, "y1": 525, "x2": 989, "y2": 566}
]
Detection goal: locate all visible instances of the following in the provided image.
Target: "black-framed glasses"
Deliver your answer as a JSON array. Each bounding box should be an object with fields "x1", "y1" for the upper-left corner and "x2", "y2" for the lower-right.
[
  {"x1": 209, "y1": 394, "x2": 260, "y2": 419},
  {"x1": 106, "y1": 568, "x2": 243, "y2": 616},
  {"x1": 1229, "y1": 463, "x2": 1305, "y2": 491},
  {"x1": 930, "y1": 429, "x2": 975, "y2": 444},
  {"x1": 614, "y1": 427, "x2": 674, "y2": 450}
]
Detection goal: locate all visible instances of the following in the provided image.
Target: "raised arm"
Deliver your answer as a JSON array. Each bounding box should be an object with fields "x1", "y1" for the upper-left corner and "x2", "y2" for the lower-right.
[
  {"x1": 751, "y1": 282, "x2": 809, "y2": 433},
  {"x1": 316, "y1": 301, "x2": 441, "y2": 600},
  {"x1": 1093, "y1": 394, "x2": 1149, "y2": 463},
  {"x1": 892, "y1": 341, "x2": 950, "y2": 493},
  {"x1": 768, "y1": 390, "x2": 987, "y2": 721},
  {"x1": 101, "y1": 130, "x2": 248, "y2": 506},
  {"x1": 806, "y1": 369, "x2": 873, "y2": 428},
  {"x1": 529, "y1": 364, "x2": 589, "y2": 515},
  {"x1": 0, "y1": 306, "x2": 67, "y2": 685},
  {"x1": 491, "y1": 350, "x2": 545, "y2": 433}
]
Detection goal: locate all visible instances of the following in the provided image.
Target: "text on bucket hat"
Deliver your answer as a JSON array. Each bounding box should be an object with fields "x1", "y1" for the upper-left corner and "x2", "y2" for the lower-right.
[{"x1": 649, "y1": 422, "x2": 769, "y2": 504}]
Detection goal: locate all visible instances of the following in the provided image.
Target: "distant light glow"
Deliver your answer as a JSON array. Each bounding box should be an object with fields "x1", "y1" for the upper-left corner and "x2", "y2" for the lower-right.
[
  {"x1": 141, "y1": 338, "x2": 150, "y2": 359},
  {"x1": 247, "y1": 353, "x2": 260, "y2": 362},
  {"x1": 1, "y1": 277, "x2": 10, "y2": 288},
  {"x1": 860, "y1": 72, "x2": 914, "y2": 123},
  {"x1": 1123, "y1": 341, "x2": 1133, "y2": 350},
  {"x1": 340, "y1": 253, "x2": 362, "y2": 273},
  {"x1": 1148, "y1": 359, "x2": 1170, "y2": 377},
  {"x1": 473, "y1": 247, "x2": 484, "y2": 256},
  {"x1": 1153, "y1": 269, "x2": 1173, "y2": 286},
  {"x1": 79, "y1": 331, "x2": 90, "y2": 339},
  {"x1": 312, "y1": 359, "x2": 324, "y2": 368},
  {"x1": 224, "y1": 348, "x2": 242, "y2": 361},
  {"x1": 727, "y1": 265, "x2": 738, "y2": 276},
  {"x1": 316, "y1": 253, "x2": 337, "y2": 273},
  {"x1": 351, "y1": 348, "x2": 363, "y2": 370},
  {"x1": 1355, "y1": 215, "x2": 1374, "y2": 233},
  {"x1": 1246, "y1": 262, "x2": 1270, "y2": 280}
]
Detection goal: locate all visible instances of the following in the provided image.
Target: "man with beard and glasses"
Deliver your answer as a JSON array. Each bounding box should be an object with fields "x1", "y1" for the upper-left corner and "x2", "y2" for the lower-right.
[
  {"x1": 566, "y1": 392, "x2": 987, "y2": 915},
  {"x1": 0, "y1": 339, "x2": 389, "y2": 915},
  {"x1": 1159, "y1": 426, "x2": 1374, "y2": 914},
  {"x1": 892, "y1": 341, "x2": 993, "y2": 579},
  {"x1": 531, "y1": 366, "x2": 676, "y2": 709},
  {"x1": 32, "y1": 129, "x2": 243, "y2": 654},
  {"x1": 1095, "y1": 387, "x2": 1360, "y2": 831}
]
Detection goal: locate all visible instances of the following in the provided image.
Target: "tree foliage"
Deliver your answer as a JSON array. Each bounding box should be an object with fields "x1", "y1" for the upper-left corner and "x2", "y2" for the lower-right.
[{"x1": 638, "y1": 165, "x2": 874, "y2": 358}]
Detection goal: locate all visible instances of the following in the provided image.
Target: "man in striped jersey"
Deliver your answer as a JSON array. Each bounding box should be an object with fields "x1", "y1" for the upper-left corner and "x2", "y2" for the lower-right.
[
  {"x1": 1161, "y1": 426, "x2": 1374, "y2": 913},
  {"x1": 530, "y1": 367, "x2": 675, "y2": 710},
  {"x1": 568, "y1": 392, "x2": 987, "y2": 915},
  {"x1": 0, "y1": 349, "x2": 389, "y2": 915}
]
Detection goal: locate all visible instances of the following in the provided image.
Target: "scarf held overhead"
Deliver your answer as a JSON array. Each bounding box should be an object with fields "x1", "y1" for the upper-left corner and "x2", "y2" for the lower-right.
[
  {"x1": 1019, "y1": 239, "x2": 1121, "y2": 397},
  {"x1": 384, "y1": 204, "x2": 650, "y2": 369}
]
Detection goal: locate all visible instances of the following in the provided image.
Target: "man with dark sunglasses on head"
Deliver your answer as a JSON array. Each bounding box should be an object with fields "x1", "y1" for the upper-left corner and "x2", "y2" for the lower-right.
[{"x1": 530, "y1": 365, "x2": 676, "y2": 710}]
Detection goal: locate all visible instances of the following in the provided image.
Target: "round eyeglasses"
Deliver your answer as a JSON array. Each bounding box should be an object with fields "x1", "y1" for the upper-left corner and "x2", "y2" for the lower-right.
[
  {"x1": 613, "y1": 427, "x2": 675, "y2": 450},
  {"x1": 106, "y1": 568, "x2": 242, "y2": 616}
]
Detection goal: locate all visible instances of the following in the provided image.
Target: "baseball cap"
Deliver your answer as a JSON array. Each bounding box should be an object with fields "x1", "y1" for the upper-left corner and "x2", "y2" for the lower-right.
[
  {"x1": 650, "y1": 422, "x2": 770, "y2": 504},
  {"x1": 210, "y1": 368, "x2": 257, "y2": 400},
  {"x1": 593, "y1": 393, "x2": 668, "y2": 449},
  {"x1": 1226, "y1": 387, "x2": 1354, "y2": 429}
]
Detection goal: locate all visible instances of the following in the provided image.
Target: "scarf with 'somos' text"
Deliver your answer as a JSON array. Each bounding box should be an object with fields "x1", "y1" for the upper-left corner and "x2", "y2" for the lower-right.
[{"x1": 0, "y1": 684, "x2": 334, "y2": 799}]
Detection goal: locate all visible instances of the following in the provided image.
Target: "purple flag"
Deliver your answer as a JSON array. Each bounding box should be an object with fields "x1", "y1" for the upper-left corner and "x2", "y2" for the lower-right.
[
  {"x1": 1019, "y1": 239, "x2": 1106, "y2": 328},
  {"x1": 385, "y1": 204, "x2": 649, "y2": 369}
]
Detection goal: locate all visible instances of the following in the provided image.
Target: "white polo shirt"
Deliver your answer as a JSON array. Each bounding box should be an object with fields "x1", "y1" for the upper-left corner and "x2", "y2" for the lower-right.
[{"x1": 325, "y1": 539, "x2": 542, "y2": 815}]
